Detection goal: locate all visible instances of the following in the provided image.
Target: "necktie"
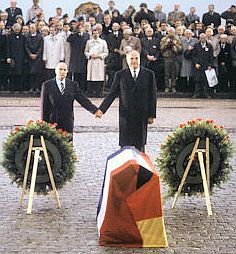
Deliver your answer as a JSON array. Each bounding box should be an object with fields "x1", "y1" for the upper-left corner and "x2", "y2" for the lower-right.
[
  {"x1": 133, "y1": 70, "x2": 137, "y2": 81},
  {"x1": 61, "y1": 82, "x2": 65, "y2": 95}
]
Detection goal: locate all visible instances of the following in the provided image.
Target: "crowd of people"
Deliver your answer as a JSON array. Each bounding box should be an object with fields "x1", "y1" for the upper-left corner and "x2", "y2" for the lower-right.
[{"x1": 0, "y1": 0, "x2": 236, "y2": 98}]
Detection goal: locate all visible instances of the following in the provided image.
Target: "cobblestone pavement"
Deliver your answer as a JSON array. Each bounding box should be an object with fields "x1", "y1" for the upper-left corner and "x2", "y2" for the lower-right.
[{"x1": 0, "y1": 97, "x2": 235, "y2": 254}]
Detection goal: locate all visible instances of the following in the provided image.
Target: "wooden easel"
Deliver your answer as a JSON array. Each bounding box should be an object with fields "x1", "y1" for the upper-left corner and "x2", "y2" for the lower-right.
[
  {"x1": 20, "y1": 135, "x2": 61, "y2": 214},
  {"x1": 172, "y1": 137, "x2": 212, "y2": 216}
]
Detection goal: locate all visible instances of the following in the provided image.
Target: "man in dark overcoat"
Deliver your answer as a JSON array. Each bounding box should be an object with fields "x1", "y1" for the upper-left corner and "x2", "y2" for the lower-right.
[
  {"x1": 25, "y1": 22, "x2": 43, "y2": 91},
  {"x1": 0, "y1": 26, "x2": 8, "y2": 90},
  {"x1": 192, "y1": 33, "x2": 214, "y2": 98},
  {"x1": 105, "y1": 22, "x2": 123, "y2": 89},
  {"x1": 202, "y1": 5, "x2": 221, "y2": 31},
  {"x1": 5, "y1": 0, "x2": 23, "y2": 27},
  {"x1": 67, "y1": 24, "x2": 89, "y2": 93},
  {"x1": 6, "y1": 23, "x2": 25, "y2": 91},
  {"x1": 41, "y1": 62, "x2": 98, "y2": 134},
  {"x1": 95, "y1": 50, "x2": 157, "y2": 152},
  {"x1": 141, "y1": 27, "x2": 160, "y2": 87}
]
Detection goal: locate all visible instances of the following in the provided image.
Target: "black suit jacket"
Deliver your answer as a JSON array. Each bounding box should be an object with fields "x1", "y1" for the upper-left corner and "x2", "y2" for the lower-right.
[
  {"x1": 99, "y1": 67, "x2": 157, "y2": 147},
  {"x1": 41, "y1": 78, "x2": 97, "y2": 133},
  {"x1": 6, "y1": 7, "x2": 22, "y2": 27},
  {"x1": 202, "y1": 12, "x2": 221, "y2": 28}
]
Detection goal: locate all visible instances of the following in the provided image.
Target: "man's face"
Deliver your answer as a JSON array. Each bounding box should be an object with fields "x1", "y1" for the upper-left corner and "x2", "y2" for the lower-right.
[
  {"x1": 0, "y1": 12, "x2": 8, "y2": 21},
  {"x1": 63, "y1": 24, "x2": 70, "y2": 32},
  {"x1": 127, "y1": 51, "x2": 140, "y2": 69},
  {"x1": 108, "y1": 1, "x2": 114, "y2": 9},
  {"x1": 56, "y1": 63, "x2": 68, "y2": 80},
  {"x1": 30, "y1": 24, "x2": 37, "y2": 34},
  {"x1": 89, "y1": 17, "x2": 96, "y2": 25},
  {"x1": 49, "y1": 27, "x2": 56, "y2": 35},
  {"x1": 57, "y1": 22, "x2": 63, "y2": 30},
  {"x1": 13, "y1": 25, "x2": 20, "y2": 34},
  {"x1": 208, "y1": 5, "x2": 214, "y2": 12},
  {"x1": 104, "y1": 15, "x2": 111, "y2": 24},
  {"x1": 174, "y1": 4, "x2": 180, "y2": 11},
  {"x1": 199, "y1": 34, "x2": 207, "y2": 43},
  {"x1": 56, "y1": 8, "x2": 62, "y2": 15},
  {"x1": 112, "y1": 22, "x2": 120, "y2": 32},
  {"x1": 10, "y1": 0, "x2": 17, "y2": 8},
  {"x1": 155, "y1": 4, "x2": 162, "y2": 12},
  {"x1": 145, "y1": 28, "x2": 153, "y2": 37},
  {"x1": 160, "y1": 23, "x2": 167, "y2": 31},
  {"x1": 33, "y1": 0, "x2": 39, "y2": 6},
  {"x1": 92, "y1": 30, "x2": 99, "y2": 39},
  {"x1": 22, "y1": 25, "x2": 29, "y2": 34},
  {"x1": 190, "y1": 7, "x2": 196, "y2": 14}
]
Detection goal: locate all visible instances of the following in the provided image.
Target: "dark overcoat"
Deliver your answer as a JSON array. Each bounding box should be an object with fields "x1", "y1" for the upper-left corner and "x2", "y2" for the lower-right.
[
  {"x1": 25, "y1": 33, "x2": 43, "y2": 74},
  {"x1": 202, "y1": 12, "x2": 221, "y2": 28},
  {"x1": 0, "y1": 33, "x2": 7, "y2": 73},
  {"x1": 41, "y1": 78, "x2": 97, "y2": 133},
  {"x1": 141, "y1": 37, "x2": 160, "y2": 69},
  {"x1": 6, "y1": 33, "x2": 25, "y2": 75},
  {"x1": 192, "y1": 42, "x2": 213, "y2": 82},
  {"x1": 99, "y1": 67, "x2": 157, "y2": 147},
  {"x1": 106, "y1": 32, "x2": 123, "y2": 71},
  {"x1": 5, "y1": 7, "x2": 23, "y2": 27},
  {"x1": 67, "y1": 32, "x2": 89, "y2": 74}
]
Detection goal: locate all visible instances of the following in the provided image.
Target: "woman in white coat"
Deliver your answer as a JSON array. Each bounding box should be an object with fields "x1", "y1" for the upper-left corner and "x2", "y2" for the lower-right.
[{"x1": 84, "y1": 29, "x2": 108, "y2": 97}]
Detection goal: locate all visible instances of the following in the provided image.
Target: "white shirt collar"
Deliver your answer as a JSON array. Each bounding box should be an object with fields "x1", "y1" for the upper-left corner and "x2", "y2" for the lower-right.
[
  {"x1": 56, "y1": 78, "x2": 66, "y2": 92},
  {"x1": 129, "y1": 66, "x2": 140, "y2": 78}
]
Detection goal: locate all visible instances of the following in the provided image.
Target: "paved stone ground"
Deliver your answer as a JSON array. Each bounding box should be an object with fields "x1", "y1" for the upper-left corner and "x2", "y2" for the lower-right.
[{"x1": 0, "y1": 97, "x2": 235, "y2": 254}]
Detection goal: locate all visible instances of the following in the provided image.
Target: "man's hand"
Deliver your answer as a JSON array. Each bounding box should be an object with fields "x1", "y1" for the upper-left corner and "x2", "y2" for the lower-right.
[
  {"x1": 30, "y1": 54, "x2": 37, "y2": 60},
  {"x1": 95, "y1": 109, "x2": 103, "y2": 118},
  {"x1": 148, "y1": 118, "x2": 154, "y2": 124},
  {"x1": 195, "y1": 63, "x2": 201, "y2": 69}
]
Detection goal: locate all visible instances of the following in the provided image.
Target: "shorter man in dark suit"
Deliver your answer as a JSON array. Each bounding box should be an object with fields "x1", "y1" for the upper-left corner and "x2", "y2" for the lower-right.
[
  {"x1": 202, "y1": 5, "x2": 221, "y2": 31},
  {"x1": 41, "y1": 62, "x2": 98, "y2": 134},
  {"x1": 95, "y1": 50, "x2": 157, "y2": 152},
  {"x1": 5, "y1": 0, "x2": 22, "y2": 27}
]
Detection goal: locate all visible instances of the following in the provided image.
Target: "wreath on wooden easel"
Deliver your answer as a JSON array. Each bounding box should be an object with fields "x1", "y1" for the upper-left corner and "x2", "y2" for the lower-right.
[
  {"x1": 156, "y1": 119, "x2": 233, "y2": 196},
  {"x1": 2, "y1": 120, "x2": 77, "y2": 194}
]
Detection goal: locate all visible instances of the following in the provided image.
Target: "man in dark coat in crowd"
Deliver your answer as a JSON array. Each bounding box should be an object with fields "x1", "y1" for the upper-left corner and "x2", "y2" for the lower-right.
[
  {"x1": 192, "y1": 33, "x2": 213, "y2": 98},
  {"x1": 5, "y1": 0, "x2": 22, "y2": 27},
  {"x1": 141, "y1": 27, "x2": 160, "y2": 87},
  {"x1": 6, "y1": 23, "x2": 25, "y2": 91},
  {"x1": 95, "y1": 50, "x2": 157, "y2": 152},
  {"x1": 106, "y1": 22, "x2": 123, "y2": 89},
  {"x1": 41, "y1": 62, "x2": 98, "y2": 134},
  {"x1": 134, "y1": 3, "x2": 155, "y2": 25},
  {"x1": 25, "y1": 22, "x2": 43, "y2": 92},
  {"x1": 0, "y1": 23, "x2": 8, "y2": 90},
  {"x1": 217, "y1": 34, "x2": 231, "y2": 92},
  {"x1": 221, "y1": 5, "x2": 236, "y2": 26},
  {"x1": 67, "y1": 24, "x2": 89, "y2": 93},
  {"x1": 202, "y1": 4, "x2": 221, "y2": 30}
]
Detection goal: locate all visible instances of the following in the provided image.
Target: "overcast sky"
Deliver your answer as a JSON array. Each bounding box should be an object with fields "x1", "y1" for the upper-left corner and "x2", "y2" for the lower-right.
[{"x1": 0, "y1": 0, "x2": 232, "y2": 22}]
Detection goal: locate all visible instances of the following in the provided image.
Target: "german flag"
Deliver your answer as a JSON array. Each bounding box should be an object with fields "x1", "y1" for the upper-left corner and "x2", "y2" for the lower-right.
[{"x1": 97, "y1": 146, "x2": 168, "y2": 248}]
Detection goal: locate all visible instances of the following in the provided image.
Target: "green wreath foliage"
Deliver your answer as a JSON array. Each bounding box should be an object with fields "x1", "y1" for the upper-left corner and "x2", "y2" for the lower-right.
[
  {"x1": 2, "y1": 120, "x2": 77, "y2": 194},
  {"x1": 156, "y1": 119, "x2": 233, "y2": 196}
]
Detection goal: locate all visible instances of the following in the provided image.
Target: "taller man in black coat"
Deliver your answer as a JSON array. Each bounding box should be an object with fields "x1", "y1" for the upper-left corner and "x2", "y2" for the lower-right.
[
  {"x1": 192, "y1": 33, "x2": 213, "y2": 98},
  {"x1": 95, "y1": 50, "x2": 157, "y2": 152},
  {"x1": 41, "y1": 62, "x2": 98, "y2": 134}
]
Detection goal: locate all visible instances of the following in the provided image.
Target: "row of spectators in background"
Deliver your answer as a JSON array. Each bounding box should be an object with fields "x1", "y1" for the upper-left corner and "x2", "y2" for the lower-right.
[{"x1": 0, "y1": 0, "x2": 236, "y2": 97}]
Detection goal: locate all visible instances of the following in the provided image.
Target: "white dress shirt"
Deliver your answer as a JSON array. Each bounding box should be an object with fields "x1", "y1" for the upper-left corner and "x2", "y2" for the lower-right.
[
  {"x1": 129, "y1": 66, "x2": 140, "y2": 80},
  {"x1": 56, "y1": 78, "x2": 66, "y2": 93}
]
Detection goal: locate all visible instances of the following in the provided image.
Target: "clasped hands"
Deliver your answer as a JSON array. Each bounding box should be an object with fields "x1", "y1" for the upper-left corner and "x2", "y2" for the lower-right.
[{"x1": 94, "y1": 109, "x2": 154, "y2": 124}]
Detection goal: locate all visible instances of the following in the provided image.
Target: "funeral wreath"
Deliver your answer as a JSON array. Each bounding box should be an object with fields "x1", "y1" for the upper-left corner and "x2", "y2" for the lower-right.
[
  {"x1": 2, "y1": 120, "x2": 76, "y2": 194},
  {"x1": 157, "y1": 119, "x2": 233, "y2": 196}
]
